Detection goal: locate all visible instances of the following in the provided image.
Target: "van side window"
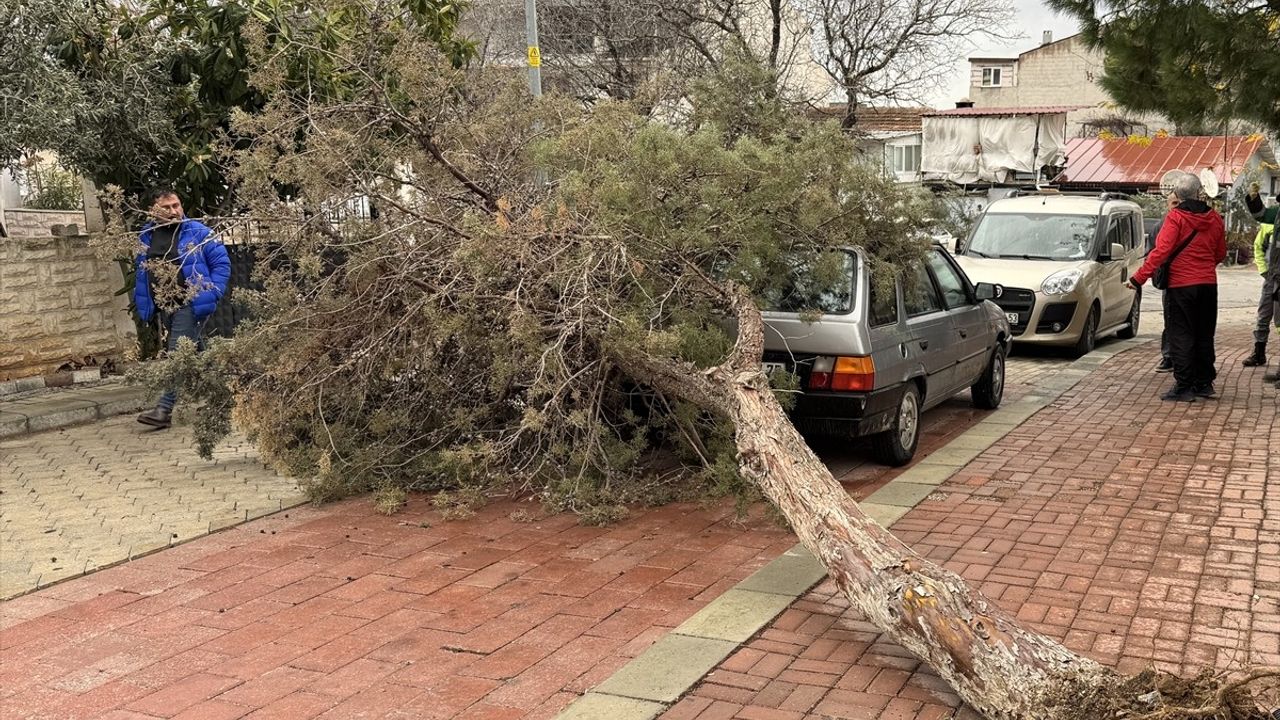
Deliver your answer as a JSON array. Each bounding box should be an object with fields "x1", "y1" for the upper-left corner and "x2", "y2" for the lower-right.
[
  {"x1": 869, "y1": 278, "x2": 899, "y2": 326},
  {"x1": 1123, "y1": 213, "x2": 1138, "y2": 250},
  {"x1": 1106, "y1": 216, "x2": 1124, "y2": 250},
  {"x1": 904, "y1": 262, "x2": 944, "y2": 317}
]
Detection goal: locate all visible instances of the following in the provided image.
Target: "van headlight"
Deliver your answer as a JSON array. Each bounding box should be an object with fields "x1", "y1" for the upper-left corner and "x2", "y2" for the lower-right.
[{"x1": 1042, "y1": 269, "x2": 1083, "y2": 296}]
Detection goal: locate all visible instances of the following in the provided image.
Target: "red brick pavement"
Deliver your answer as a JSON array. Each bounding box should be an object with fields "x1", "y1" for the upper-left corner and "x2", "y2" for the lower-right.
[
  {"x1": 824, "y1": 351, "x2": 1053, "y2": 500},
  {"x1": 0, "y1": 352, "x2": 1073, "y2": 720},
  {"x1": 0, "y1": 499, "x2": 800, "y2": 720},
  {"x1": 665, "y1": 332, "x2": 1280, "y2": 719}
]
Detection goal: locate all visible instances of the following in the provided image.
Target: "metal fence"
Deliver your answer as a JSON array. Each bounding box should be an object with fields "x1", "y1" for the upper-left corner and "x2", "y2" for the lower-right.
[{"x1": 195, "y1": 205, "x2": 371, "y2": 338}]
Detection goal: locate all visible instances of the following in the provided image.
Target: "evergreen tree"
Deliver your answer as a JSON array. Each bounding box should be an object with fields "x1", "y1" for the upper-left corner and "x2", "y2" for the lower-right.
[{"x1": 1047, "y1": 0, "x2": 1280, "y2": 134}]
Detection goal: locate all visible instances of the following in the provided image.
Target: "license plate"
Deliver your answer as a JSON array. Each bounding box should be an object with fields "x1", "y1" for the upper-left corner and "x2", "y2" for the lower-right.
[
  {"x1": 1005, "y1": 313, "x2": 1020, "y2": 325},
  {"x1": 761, "y1": 361, "x2": 786, "y2": 375}
]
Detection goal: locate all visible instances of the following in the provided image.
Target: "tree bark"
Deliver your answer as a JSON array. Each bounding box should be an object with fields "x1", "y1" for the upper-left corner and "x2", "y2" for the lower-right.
[{"x1": 617, "y1": 284, "x2": 1127, "y2": 720}]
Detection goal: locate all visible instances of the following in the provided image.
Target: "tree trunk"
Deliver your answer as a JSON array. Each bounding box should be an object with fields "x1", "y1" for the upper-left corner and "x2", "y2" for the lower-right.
[
  {"x1": 617, "y1": 285, "x2": 1128, "y2": 720},
  {"x1": 841, "y1": 90, "x2": 858, "y2": 130}
]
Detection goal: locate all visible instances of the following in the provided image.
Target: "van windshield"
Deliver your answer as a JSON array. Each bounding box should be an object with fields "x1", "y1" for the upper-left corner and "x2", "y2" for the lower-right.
[
  {"x1": 964, "y1": 213, "x2": 1098, "y2": 261},
  {"x1": 759, "y1": 250, "x2": 856, "y2": 315}
]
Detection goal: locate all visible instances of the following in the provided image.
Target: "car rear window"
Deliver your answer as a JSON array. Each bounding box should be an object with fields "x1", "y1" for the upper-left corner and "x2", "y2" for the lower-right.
[{"x1": 758, "y1": 250, "x2": 856, "y2": 315}]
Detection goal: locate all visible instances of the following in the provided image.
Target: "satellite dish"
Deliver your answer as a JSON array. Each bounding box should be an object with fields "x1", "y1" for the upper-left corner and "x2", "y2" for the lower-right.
[
  {"x1": 1158, "y1": 169, "x2": 1187, "y2": 195},
  {"x1": 1199, "y1": 168, "x2": 1220, "y2": 198}
]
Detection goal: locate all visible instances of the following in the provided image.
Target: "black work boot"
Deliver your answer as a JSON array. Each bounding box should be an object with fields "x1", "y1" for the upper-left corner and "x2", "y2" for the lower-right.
[
  {"x1": 1243, "y1": 342, "x2": 1267, "y2": 367},
  {"x1": 137, "y1": 407, "x2": 172, "y2": 429}
]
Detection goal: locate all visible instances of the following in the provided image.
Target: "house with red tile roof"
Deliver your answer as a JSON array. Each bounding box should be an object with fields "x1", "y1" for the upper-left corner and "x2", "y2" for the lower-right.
[{"x1": 811, "y1": 105, "x2": 931, "y2": 183}]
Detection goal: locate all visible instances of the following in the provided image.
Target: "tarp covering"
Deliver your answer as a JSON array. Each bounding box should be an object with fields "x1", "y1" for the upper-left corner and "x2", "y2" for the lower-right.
[{"x1": 921, "y1": 113, "x2": 1068, "y2": 184}]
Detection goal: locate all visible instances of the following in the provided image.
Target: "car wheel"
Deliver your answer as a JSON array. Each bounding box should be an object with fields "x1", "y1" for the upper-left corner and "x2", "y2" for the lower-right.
[
  {"x1": 872, "y1": 384, "x2": 921, "y2": 467},
  {"x1": 971, "y1": 346, "x2": 1006, "y2": 410},
  {"x1": 1072, "y1": 304, "x2": 1099, "y2": 358},
  {"x1": 1116, "y1": 288, "x2": 1141, "y2": 339}
]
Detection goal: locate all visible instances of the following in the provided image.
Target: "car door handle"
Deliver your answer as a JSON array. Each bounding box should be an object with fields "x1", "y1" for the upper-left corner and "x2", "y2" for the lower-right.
[
  {"x1": 919, "y1": 340, "x2": 929, "y2": 350},
  {"x1": 958, "y1": 328, "x2": 968, "y2": 338},
  {"x1": 1121, "y1": 268, "x2": 1128, "y2": 282}
]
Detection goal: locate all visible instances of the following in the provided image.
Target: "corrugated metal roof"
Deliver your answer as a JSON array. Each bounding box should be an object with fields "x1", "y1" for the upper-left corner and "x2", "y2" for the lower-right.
[
  {"x1": 923, "y1": 105, "x2": 1083, "y2": 117},
  {"x1": 1055, "y1": 136, "x2": 1266, "y2": 187}
]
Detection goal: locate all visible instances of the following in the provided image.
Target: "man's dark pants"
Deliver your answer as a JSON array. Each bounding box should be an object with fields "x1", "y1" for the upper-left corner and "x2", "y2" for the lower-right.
[
  {"x1": 1164, "y1": 284, "x2": 1218, "y2": 390},
  {"x1": 157, "y1": 305, "x2": 206, "y2": 412}
]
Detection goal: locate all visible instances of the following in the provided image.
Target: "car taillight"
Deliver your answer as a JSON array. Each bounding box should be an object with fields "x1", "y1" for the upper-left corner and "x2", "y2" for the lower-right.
[
  {"x1": 808, "y1": 355, "x2": 874, "y2": 392},
  {"x1": 808, "y1": 356, "x2": 834, "y2": 390}
]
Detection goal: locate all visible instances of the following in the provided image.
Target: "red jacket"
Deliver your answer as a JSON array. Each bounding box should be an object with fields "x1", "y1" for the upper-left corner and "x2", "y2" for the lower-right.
[{"x1": 1133, "y1": 201, "x2": 1226, "y2": 288}]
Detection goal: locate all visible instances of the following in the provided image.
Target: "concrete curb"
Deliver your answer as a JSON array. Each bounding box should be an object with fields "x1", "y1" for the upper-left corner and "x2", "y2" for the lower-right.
[
  {"x1": 0, "y1": 383, "x2": 150, "y2": 438},
  {"x1": 555, "y1": 334, "x2": 1159, "y2": 719}
]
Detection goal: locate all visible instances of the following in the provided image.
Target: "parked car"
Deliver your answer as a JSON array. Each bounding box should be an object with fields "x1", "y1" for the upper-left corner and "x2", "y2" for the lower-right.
[
  {"x1": 760, "y1": 246, "x2": 1010, "y2": 466},
  {"x1": 953, "y1": 194, "x2": 1145, "y2": 356}
]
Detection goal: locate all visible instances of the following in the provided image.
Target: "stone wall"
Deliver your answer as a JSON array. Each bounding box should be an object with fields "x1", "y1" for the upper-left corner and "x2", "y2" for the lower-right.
[
  {"x1": 3, "y1": 208, "x2": 86, "y2": 238},
  {"x1": 0, "y1": 210, "x2": 136, "y2": 381}
]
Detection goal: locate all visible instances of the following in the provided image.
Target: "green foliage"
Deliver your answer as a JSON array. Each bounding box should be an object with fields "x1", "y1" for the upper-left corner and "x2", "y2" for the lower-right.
[
  {"x1": 127, "y1": 337, "x2": 234, "y2": 459},
  {"x1": 373, "y1": 485, "x2": 408, "y2": 515},
  {"x1": 23, "y1": 162, "x2": 83, "y2": 210},
  {"x1": 115, "y1": 6, "x2": 932, "y2": 522},
  {"x1": 1047, "y1": 0, "x2": 1280, "y2": 133},
  {"x1": 0, "y1": 0, "x2": 472, "y2": 214}
]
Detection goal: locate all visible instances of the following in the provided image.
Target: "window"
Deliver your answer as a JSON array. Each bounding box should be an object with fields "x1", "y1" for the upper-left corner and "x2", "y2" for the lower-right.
[
  {"x1": 904, "y1": 262, "x2": 944, "y2": 317},
  {"x1": 758, "y1": 250, "x2": 857, "y2": 315},
  {"x1": 1105, "y1": 214, "x2": 1133, "y2": 253},
  {"x1": 925, "y1": 251, "x2": 971, "y2": 309},
  {"x1": 964, "y1": 213, "x2": 1099, "y2": 261},
  {"x1": 981, "y1": 67, "x2": 1002, "y2": 87},
  {"x1": 890, "y1": 144, "x2": 921, "y2": 174},
  {"x1": 869, "y1": 278, "x2": 899, "y2": 327}
]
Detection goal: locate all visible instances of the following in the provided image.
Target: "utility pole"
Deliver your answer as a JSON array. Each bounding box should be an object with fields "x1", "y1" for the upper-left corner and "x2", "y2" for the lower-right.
[
  {"x1": 525, "y1": 0, "x2": 546, "y2": 186},
  {"x1": 525, "y1": 0, "x2": 542, "y2": 98}
]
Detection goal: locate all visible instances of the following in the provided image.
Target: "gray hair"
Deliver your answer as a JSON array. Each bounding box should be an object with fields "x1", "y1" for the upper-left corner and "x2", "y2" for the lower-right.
[{"x1": 1171, "y1": 172, "x2": 1202, "y2": 201}]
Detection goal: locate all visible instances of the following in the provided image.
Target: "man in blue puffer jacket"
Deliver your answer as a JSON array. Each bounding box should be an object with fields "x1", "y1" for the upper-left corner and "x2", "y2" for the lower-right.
[{"x1": 134, "y1": 187, "x2": 231, "y2": 429}]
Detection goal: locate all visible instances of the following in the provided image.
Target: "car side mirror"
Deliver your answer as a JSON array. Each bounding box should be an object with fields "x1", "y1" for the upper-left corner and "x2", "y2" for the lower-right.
[
  {"x1": 975, "y1": 282, "x2": 1003, "y2": 301},
  {"x1": 1103, "y1": 242, "x2": 1125, "y2": 261}
]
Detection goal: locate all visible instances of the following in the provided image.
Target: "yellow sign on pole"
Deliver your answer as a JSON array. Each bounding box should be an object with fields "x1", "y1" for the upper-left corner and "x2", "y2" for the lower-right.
[{"x1": 527, "y1": 46, "x2": 541, "y2": 68}]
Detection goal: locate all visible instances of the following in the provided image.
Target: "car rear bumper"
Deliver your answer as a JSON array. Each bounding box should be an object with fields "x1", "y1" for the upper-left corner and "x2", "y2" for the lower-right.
[{"x1": 787, "y1": 383, "x2": 906, "y2": 437}]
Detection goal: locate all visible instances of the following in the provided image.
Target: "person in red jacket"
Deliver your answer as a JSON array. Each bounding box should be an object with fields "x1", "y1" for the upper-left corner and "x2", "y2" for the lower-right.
[{"x1": 1127, "y1": 173, "x2": 1227, "y2": 402}]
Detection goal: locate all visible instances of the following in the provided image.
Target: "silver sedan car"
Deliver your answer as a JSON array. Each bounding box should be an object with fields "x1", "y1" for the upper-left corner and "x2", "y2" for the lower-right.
[{"x1": 760, "y1": 246, "x2": 1011, "y2": 465}]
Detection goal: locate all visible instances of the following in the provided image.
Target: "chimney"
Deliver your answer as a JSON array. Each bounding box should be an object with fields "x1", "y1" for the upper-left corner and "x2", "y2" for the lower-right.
[
  {"x1": 955, "y1": 98, "x2": 974, "y2": 109},
  {"x1": 1042, "y1": 30, "x2": 1053, "y2": 45}
]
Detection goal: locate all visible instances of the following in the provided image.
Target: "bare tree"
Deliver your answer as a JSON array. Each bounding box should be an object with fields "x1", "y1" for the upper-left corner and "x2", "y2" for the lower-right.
[
  {"x1": 463, "y1": 0, "x2": 830, "y2": 109},
  {"x1": 801, "y1": 0, "x2": 1016, "y2": 127}
]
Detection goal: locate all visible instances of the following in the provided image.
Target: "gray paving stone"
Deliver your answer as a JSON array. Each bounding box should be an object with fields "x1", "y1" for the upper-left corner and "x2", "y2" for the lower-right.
[
  {"x1": 592, "y1": 634, "x2": 737, "y2": 703},
  {"x1": 734, "y1": 548, "x2": 827, "y2": 596},
  {"x1": 858, "y1": 501, "x2": 910, "y2": 527},
  {"x1": 0, "y1": 415, "x2": 302, "y2": 600},
  {"x1": 555, "y1": 693, "x2": 665, "y2": 720},
  {"x1": 25, "y1": 407, "x2": 97, "y2": 433},
  {"x1": 914, "y1": 443, "x2": 985, "y2": 467},
  {"x1": 0, "y1": 411, "x2": 28, "y2": 437},
  {"x1": 895, "y1": 463, "x2": 959, "y2": 486},
  {"x1": 674, "y1": 588, "x2": 797, "y2": 643},
  {"x1": 864, "y1": 481, "x2": 935, "y2": 508}
]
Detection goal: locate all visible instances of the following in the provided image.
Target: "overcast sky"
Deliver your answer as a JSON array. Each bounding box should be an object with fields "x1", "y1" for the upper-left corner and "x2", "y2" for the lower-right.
[{"x1": 929, "y1": 0, "x2": 1083, "y2": 108}]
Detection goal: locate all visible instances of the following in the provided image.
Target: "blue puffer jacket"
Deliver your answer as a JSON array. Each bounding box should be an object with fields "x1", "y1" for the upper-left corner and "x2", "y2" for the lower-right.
[{"x1": 134, "y1": 218, "x2": 232, "y2": 322}]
